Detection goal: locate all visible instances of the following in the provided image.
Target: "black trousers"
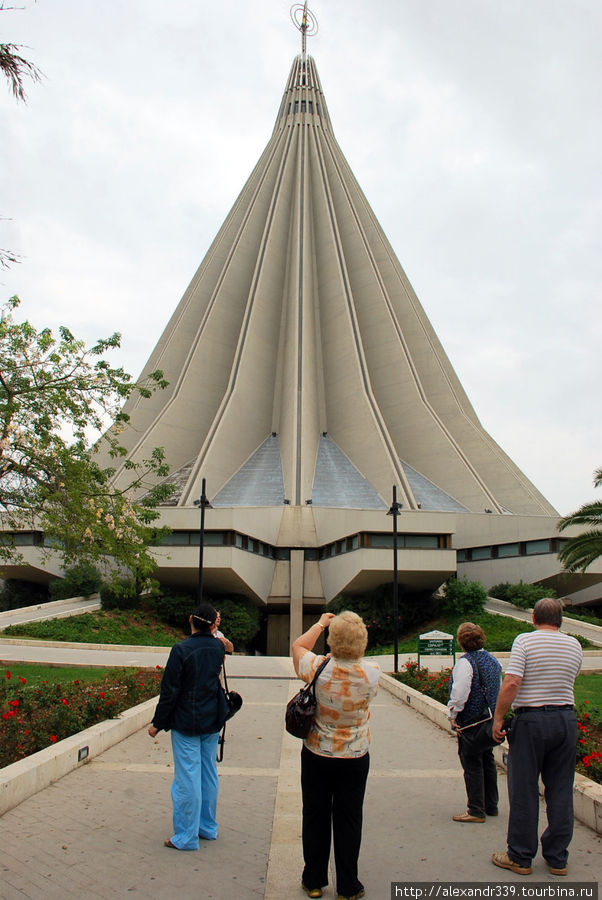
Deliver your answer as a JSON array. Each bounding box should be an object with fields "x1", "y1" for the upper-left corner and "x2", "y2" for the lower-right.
[
  {"x1": 457, "y1": 738, "x2": 499, "y2": 817},
  {"x1": 301, "y1": 745, "x2": 369, "y2": 896},
  {"x1": 506, "y1": 707, "x2": 577, "y2": 868}
]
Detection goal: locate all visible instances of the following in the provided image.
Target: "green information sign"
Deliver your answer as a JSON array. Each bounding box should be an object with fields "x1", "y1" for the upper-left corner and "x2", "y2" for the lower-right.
[{"x1": 417, "y1": 630, "x2": 455, "y2": 668}]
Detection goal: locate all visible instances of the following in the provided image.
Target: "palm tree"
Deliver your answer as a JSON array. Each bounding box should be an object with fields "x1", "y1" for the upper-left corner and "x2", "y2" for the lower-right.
[{"x1": 557, "y1": 467, "x2": 602, "y2": 572}]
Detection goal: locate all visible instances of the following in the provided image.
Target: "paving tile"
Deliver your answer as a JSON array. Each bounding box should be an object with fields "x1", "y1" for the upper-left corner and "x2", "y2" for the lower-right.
[{"x1": 1, "y1": 664, "x2": 600, "y2": 899}]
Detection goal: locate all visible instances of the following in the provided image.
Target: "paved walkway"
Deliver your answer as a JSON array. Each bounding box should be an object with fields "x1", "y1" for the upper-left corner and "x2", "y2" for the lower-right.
[
  {"x1": 484, "y1": 598, "x2": 602, "y2": 646},
  {"x1": 2, "y1": 640, "x2": 602, "y2": 672},
  {"x1": 0, "y1": 596, "x2": 101, "y2": 630},
  {"x1": 1, "y1": 654, "x2": 601, "y2": 899}
]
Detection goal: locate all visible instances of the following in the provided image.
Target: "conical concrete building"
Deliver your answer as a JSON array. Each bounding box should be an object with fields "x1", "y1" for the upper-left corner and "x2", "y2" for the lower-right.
[{"x1": 108, "y1": 25, "x2": 581, "y2": 652}]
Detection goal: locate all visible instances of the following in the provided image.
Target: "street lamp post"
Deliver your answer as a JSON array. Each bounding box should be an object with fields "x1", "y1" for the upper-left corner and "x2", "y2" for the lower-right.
[
  {"x1": 194, "y1": 478, "x2": 213, "y2": 606},
  {"x1": 387, "y1": 485, "x2": 402, "y2": 673}
]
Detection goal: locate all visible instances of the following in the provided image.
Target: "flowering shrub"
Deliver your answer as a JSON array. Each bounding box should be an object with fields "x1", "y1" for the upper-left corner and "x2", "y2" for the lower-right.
[
  {"x1": 393, "y1": 660, "x2": 452, "y2": 705},
  {"x1": 575, "y1": 701, "x2": 602, "y2": 785},
  {"x1": 0, "y1": 666, "x2": 163, "y2": 768}
]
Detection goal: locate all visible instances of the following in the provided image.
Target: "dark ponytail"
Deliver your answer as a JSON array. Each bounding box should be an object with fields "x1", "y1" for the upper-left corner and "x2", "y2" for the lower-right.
[{"x1": 191, "y1": 602, "x2": 217, "y2": 634}]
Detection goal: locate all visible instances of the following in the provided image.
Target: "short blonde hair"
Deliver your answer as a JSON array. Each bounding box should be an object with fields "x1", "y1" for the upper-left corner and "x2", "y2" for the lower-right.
[{"x1": 327, "y1": 611, "x2": 368, "y2": 660}]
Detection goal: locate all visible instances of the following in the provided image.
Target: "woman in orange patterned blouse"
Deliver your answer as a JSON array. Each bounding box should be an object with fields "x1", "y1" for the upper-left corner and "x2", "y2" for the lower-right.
[{"x1": 292, "y1": 611, "x2": 380, "y2": 900}]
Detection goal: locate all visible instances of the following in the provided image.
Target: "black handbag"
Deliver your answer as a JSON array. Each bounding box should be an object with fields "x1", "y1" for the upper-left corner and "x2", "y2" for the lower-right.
[
  {"x1": 285, "y1": 657, "x2": 330, "y2": 739},
  {"x1": 456, "y1": 658, "x2": 501, "y2": 754},
  {"x1": 217, "y1": 659, "x2": 242, "y2": 763}
]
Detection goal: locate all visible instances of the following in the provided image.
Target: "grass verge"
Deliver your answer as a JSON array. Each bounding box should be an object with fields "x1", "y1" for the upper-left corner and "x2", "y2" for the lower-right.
[
  {"x1": 367, "y1": 610, "x2": 596, "y2": 654},
  {"x1": 0, "y1": 663, "x2": 129, "y2": 685},
  {"x1": 1, "y1": 608, "x2": 184, "y2": 646}
]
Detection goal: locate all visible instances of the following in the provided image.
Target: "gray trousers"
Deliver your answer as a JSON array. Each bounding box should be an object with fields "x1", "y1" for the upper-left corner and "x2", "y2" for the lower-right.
[{"x1": 506, "y1": 707, "x2": 577, "y2": 868}]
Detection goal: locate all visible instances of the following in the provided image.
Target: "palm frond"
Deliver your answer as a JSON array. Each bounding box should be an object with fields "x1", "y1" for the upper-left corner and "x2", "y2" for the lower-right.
[
  {"x1": 558, "y1": 501, "x2": 602, "y2": 532},
  {"x1": 557, "y1": 530, "x2": 602, "y2": 573},
  {"x1": 0, "y1": 42, "x2": 41, "y2": 102}
]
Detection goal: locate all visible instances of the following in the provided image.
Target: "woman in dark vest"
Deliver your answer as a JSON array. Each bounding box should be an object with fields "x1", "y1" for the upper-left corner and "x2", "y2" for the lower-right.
[{"x1": 448, "y1": 622, "x2": 502, "y2": 823}]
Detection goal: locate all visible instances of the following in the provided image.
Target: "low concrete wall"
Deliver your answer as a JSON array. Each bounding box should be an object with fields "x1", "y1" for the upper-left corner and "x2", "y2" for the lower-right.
[
  {"x1": 379, "y1": 672, "x2": 602, "y2": 836},
  {"x1": 0, "y1": 637, "x2": 168, "y2": 652},
  {"x1": 0, "y1": 696, "x2": 157, "y2": 817}
]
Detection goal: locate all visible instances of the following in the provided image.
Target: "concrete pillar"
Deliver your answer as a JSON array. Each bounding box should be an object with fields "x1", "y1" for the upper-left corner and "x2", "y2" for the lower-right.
[{"x1": 289, "y1": 549, "x2": 305, "y2": 651}]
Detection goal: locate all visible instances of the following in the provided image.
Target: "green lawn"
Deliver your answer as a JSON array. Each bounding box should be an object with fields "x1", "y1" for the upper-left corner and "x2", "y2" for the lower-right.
[
  {"x1": 1, "y1": 662, "x2": 132, "y2": 686},
  {"x1": 1, "y1": 609, "x2": 183, "y2": 646},
  {"x1": 367, "y1": 610, "x2": 596, "y2": 654},
  {"x1": 574, "y1": 672, "x2": 602, "y2": 713}
]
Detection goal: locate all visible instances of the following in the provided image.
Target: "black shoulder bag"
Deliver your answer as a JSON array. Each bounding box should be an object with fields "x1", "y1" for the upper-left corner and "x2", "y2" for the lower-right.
[
  {"x1": 285, "y1": 657, "x2": 330, "y2": 739},
  {"x1": 455, "y1": 657, "x2": 502, "y2": 754},
  {"x1": 217, "y1": 658, "x2": 243, "y2": 763}
]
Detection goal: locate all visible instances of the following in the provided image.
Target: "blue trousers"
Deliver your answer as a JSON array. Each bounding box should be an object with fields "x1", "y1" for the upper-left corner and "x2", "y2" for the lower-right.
[
  {"x1": 506, "y1": 708, "x2": 577, "y2": 868},
  {"x1": 169, "y1": 730, "x2": 220, "y2": 850}
]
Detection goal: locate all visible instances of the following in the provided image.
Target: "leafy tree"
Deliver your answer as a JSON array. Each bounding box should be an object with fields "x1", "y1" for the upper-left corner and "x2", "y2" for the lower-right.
[
  {"x1": 489, "y1": 581, "x2": 555, "y2": 610},
  {"x1": 440, "y1": 577, "x2": 487, "y2": 617},
  {"x1": 99, "y1": 578, "x2": 141, "y2": 611},
  {"x1": 327, "y1": 583, "x2": 439, "y2": 649},
  {"x1": 216, "y1": 595, "x2": 260, "y2": 650},
  {"x1": 0, "y1": 296, "x2": 173, "y2": 585},
  {"x1": 558, "y1": 467, "x2": 602, "y2": 573},
  {"x1": 0, "y1": 577, "x2": 48, "y2": 611},
  {"x1": 149, "y1": 589, "x2": 195, "y2": 630},
  {"x1": 48, "y1": 562, "x2": 102, "y2": 601}
]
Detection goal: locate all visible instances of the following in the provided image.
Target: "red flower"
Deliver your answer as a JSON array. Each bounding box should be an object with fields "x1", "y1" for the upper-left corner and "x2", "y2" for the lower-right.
[
  {"x1": 579, "y1": 739, "x2": 586, "y2": 744},
  {"x1": 50, "y1": 735, "x2": 57, "y2": 743},
  {"x1": 99, "y1": 692, "x2": 105, "y2": 699},
  {"x1": 10, "y1": 699, "x2": 19, "y2": 707},
  {"x1": 5, "y1": 670, "x2": 11, "y2": 680},
  {"x1": 61, "y1": 698, "x2": 69, "y2": 706},
  {"x1": 18, "y1": 676, "x2": 26, "y2": 684}
]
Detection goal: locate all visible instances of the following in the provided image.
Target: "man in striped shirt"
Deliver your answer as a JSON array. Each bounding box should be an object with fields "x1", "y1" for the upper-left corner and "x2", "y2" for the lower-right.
[{"x1": 491, "y1": 597, "x2": 582, "y2": 877}]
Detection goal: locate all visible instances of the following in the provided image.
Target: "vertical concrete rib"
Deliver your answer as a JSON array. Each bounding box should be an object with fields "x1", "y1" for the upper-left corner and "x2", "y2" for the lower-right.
[{"x1": 296, "y1": 126, "x2": 306, "y2": 506}]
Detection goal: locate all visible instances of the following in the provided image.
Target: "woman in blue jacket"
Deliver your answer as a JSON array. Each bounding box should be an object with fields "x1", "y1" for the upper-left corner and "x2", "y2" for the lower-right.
[{"x1": 148, "y1": 602, "x2": 226, "y2": 850}]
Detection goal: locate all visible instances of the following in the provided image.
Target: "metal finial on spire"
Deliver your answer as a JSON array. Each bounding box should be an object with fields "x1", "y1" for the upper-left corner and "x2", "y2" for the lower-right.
[{"x1": 290, "y1": 3, "x2": 318, "y2": 59}]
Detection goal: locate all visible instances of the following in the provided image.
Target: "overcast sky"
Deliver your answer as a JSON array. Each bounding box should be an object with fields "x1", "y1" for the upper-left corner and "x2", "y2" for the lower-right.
[{"x1": 2, "y1": 0, "x2": 601, "y2": 516}]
